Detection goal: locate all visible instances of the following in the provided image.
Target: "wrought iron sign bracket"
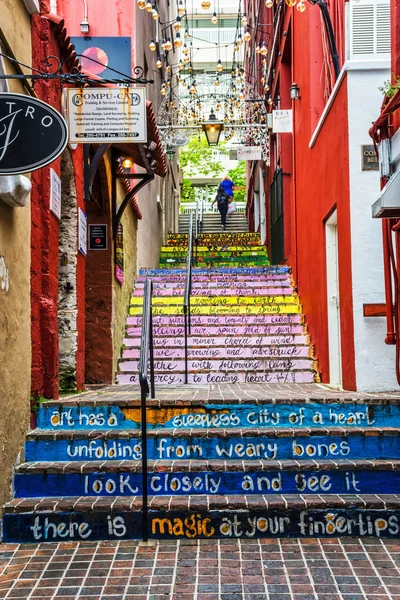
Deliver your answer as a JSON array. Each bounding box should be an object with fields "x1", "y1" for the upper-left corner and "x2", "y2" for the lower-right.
[{"x1": 0, "y1": 52, "x2": 154, "y2": 86}]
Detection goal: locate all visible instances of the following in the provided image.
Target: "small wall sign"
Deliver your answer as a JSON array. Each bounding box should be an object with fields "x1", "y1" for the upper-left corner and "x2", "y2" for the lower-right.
[
  {"x1": 49, "y1": 168, "x2": 61, "y2": 219},
  {"x1": 272, "y1": 110, "x2": 293, "y2": 133},
  {"x1": 65, "y1": 87, "x2": 147, "y2": 144},
  {"x1": 78, "y1": 208, "x2": 87, "y2": 256},
  {"x1": 89, "y1": 224, "x2": 108, "y2": 250},
  {"x1": 237, "y1": 146, "x2": 262, "y2": 161},
  {"x1": 362, "y1": 145, "x2": 379, "y2": 170},
  {"x1": 0, "y1": 93, "x2": 68, "y2": 175}
]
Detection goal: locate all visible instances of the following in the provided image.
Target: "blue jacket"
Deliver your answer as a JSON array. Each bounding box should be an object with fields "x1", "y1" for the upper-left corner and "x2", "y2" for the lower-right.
[{"x1": 220, "y1": 179, "x2": 234, "y2": 196}]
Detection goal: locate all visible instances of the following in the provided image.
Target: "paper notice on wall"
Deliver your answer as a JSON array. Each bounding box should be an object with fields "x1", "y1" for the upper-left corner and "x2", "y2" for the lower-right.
[
  {"x1": 272, "y1": 110, "x2": 293, "y2": 133},
  {"x1": 237, "y1": 146, "x2": 262, "y2": 161},
  {"x1": 78, "y1": 208, "x2": 87, "y2": 256},
  {"x1": 50, "y1": 168, "x2": 61, "y2": 219}
]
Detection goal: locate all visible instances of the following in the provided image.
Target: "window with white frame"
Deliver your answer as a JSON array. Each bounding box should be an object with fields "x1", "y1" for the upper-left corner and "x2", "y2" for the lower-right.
[{"x1": 348, "y1": 0, "x2": 390, "y2": 60}]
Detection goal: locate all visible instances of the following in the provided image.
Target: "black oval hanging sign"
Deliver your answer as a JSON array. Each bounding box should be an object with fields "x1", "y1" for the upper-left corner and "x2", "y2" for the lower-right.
[{"x1": 0, "y1": 92, "x2": 69, "y2": 175}]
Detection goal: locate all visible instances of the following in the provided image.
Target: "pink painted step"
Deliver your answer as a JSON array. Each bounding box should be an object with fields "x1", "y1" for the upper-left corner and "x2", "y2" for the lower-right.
[
  {"x1": 122, "y1": 345, "x2": 311, "y2": 359},
  {"x1": 119, "y1": 357, "x2": 314, "y2": 372},
  {"x1": 124, "y1": 334, "x2": 308, "y2": 348},
  {"x1": 125, "y1": 324, "x2": 305, "y2": 336},
  {"x1": 132, "y1": 287, "x2": 294, "y2": 297},
  {"x1": 127, "y1": 314, "x2": 303, "y2": 326},
  {"x1": 116, "y1": 371, "x2": 316, "y2": 385},
  {"x1": 135, "y1": 280, "x2": 292, "y2": 289}
]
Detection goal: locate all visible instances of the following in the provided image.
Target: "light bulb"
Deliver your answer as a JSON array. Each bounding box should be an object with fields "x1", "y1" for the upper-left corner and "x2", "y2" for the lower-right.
[
  {"x1": 184, "y1": 29, "x2": 190, "y2": 38},
  {"x1": 165, "y1": 63, "x2": 171, "y2": 73},
  {"x1": 260, "y1": 42, "x2": 268, "y2": 55},
  {"x1": 268, "y1": 97, "x2": 273, "y2": 105},
  {"x1": 145, "y1": 1, "x2": 152, "y2": 11},
  {"x1": 297, "y1": 1, "x2": 306, "y2": 10},
  {"x1": 164, "y1": 38, "x2": 173, "y2": 51},
  {"x1": 234, "y1": 44, "x2": 239, "y2": 52},
  {"x1": 152, "y1": 5, "x2": 159, "y2": 19},
  {"x1": 189, "y1": 85, "x2": 196, "y2": 94},
  {"x1": 211, "y1": 12, "x2": 218, "y2": 23},
  {"x1": 266, "y1": 0, "x2": 273, "y2": 6},
  {"x1": 178, "y1": 60, "x2": 184, "y2": 70},
  {"x1": 264, "y1": 84, "x2": 269, "y2": 92},
  {"x1": 182, "y1": 44, "x2": 188, "y2": 54},
  {"x1": 286, "y1": 0, "x2": 296, "y2": 6},
  {"x1": 255, "y1": 45, "x2": 261, "y2": 54},
  {"x1": 241, "y1": 13, "x2": 248, "y2": 25},
  {"x1": 122, "y1": 157, "x2": 134, "y2": 169},
  {"x1": 174, "y1": 33, "x2": 183, "y2": 47},
  {"x1": 174, "y1": 17, "x2": 182, "y2": 30},
  {"x1": 137, "y1": 0, "x2": 146, "y2": 8},
  {"x1": 156, "y1": 57, "x2": 162, "y2": 68},
  {"x1": 237, "y1": 76, "x2": 242, "y2": 84},
  {"x1": 237, "y1": 35, "x2": 243, "y2": 46},
  {"x1": 215, "y1": 77, "x2": 220, "y2": 86},
  {"x1": 182, "y1": 80, "x2": 187, "y2": 87},
  {"x1": 216, "y1": 59, "x2": 224, "y2": 72},
  {"x1": 149, "y1": 39, "x2": 156, "y2": 51},
  {"x1": 183, "y1": 55, "x2": 190, "y2": 63},
  {"x1": 178, "y1": 0, "x2": 185, "y2": 14},
  {"x1": 244, "y1": 29, "x2": 251, "y2": 42},
  {"x1": 201, "y1": 0, "x2": 211, "y2": 8},
  {"x1": 160, "y1": 86, "x2": 167, "y2": 95}
]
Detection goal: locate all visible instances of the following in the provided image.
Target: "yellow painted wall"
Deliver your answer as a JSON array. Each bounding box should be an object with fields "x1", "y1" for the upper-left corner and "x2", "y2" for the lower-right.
[{"x1": 0, "y1": 0, "x2": 32, "y2": 508}]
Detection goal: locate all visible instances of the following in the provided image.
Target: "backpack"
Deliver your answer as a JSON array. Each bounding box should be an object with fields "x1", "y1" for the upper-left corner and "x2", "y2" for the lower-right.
[{"x1": 217, "y1": 187, "x2": 229, "y2": 205}]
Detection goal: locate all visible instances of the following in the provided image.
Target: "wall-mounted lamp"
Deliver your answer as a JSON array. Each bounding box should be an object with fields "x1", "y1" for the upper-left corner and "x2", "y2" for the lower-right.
[
  {"x1": 290, "y1": 82, "x2": 301, "y2": 100},
  {"x1": 121, "y1": 157, "x2": 134, "y2": 170},
  {"x1": 80, "y1": 0, "x2": 90, "y2": 34}
]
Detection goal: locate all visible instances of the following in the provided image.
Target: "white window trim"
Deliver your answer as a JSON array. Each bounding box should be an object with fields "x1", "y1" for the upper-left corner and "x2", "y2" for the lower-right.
[{"x1": 22, "y1": 0, "x2": 40, "y2": 15}]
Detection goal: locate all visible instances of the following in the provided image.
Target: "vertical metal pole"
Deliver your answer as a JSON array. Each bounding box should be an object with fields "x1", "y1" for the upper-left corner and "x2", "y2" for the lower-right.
[
  {"x1": 141, "y1": 383, "x2": 148, "y2": 541},
  {"x1": 149, "y1": 311, "x2": 155, "y2": 399}
]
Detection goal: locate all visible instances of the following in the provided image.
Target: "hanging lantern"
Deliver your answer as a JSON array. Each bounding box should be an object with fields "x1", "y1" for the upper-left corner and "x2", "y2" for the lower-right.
[
  {"x1": 211, "y1": 12, "x2": 218, "y2": 23},
  {"x1": 178, "y1": 0, "x2": 185, "y2": 15},
  {"x1": 156, "y1": 56, "x2": 162, "y2": 68},
  {"x1": 202, "y1": 109, "x2": 224, "y2": 146},
  {"x1": 174, "y1": 16, "x2": 182, "y2": 30},
  {"x1": 244, "y1": 28, "x2": 251, "y2": 42},
  {"x1": 149, "y1": 39, "x2": 156, "y2": 51},
  {"x1": 201, "y1": 0, "x2": 211, "y2": 8},
  {"x1": 174, "y1": 33, "x2": 183, "y2": 47},
  {"x1": 216, "y1": 59, "x2": 224, "y2": 72},
  {"x1": 137, "y1": 0, "x2": 146, "y2": 8}
]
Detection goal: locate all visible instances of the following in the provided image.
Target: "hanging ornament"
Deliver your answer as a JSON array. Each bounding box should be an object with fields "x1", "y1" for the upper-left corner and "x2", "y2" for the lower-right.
[
  {"x1": 178, "y1": 0, "x2": 185, "y2": 15},
  {"x1": 137, "y1": 0, "x2": 146, "y2": 8},
  {"x1": 174, "y1": 16, "x2": 182, "y2": 30},
  {"x1": 152, "y1": 4, "x2": 159, "y2": 19},
  {"x1": 244, "y1": 28, "x2": 251, "y2": 42},
  {"x1": 149, "y1": 39, "x2": 156, "y2": 51},
  {"x1": 201, "y1": 0, "x2": 211, "y2": 9},
  {"x1": 297, "y1": 1, "x2": 306, "y2": 10},
  {"x1": 145, "y1": 1, "x2": 152, "y2": 11},
  {"x1": 260, "y1": 42, "x2": 268, "y2": 55},
  {"x1": 156, "y1": 56, "x2": 162, "y2": 68},
  {"x1": 211, "y1": 12, "x2": 218, "y2": 23},
  {"x1": 174, "y1": 33, "x2": 183, "y2": 47},
  {"x1": 216, "y1": 59, "x2": 224, "y2": 72}
]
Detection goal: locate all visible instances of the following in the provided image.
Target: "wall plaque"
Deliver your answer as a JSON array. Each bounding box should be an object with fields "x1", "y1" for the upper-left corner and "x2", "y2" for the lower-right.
[
  {"x1": 362, "y1": 145, "x2": 379, "y2": 171},
  {"x1": 0, "y1": 93, "x2": 68, "y2": 175},
  {"x1": 89, "y1": 224, "x2": 108, "y2": 250}
]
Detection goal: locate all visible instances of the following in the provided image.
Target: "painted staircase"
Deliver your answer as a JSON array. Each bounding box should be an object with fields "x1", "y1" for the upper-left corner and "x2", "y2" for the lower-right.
[
  {"x1": 4, "y1": 232, "x2": 400, "y2": 543},
  {"x1": 118, "y1": 232, "x2": 318, "y2": 385},
  {"x1": 179, "y1": 211, "x2": 248, "y2": 233}
]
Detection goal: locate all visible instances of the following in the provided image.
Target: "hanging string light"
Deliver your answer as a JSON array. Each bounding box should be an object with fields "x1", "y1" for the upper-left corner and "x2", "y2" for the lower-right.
[
  {"x1": 255, "y1": 45, "x2": 261, "y2": 54},
  {"x1": 216, "y1": 59, "x2": 224, "y2": 72},
  {"x1": 156, "y1": 56, "x2": 162, "y2": 68},
  {"x1": 286, "y1": 0, "x2": 296, "y2": 6},
  {"x1": 237, "y1": 34, "x2": 243, "y2": 46},
  {"x1": 241, "y1": 12, "x2": 248, "y2": 25},
  {"x1": 201, "y1": 0, "x2": 211, "y2": 8},
  {"x1": 164, "y1": 38, "x2": 173, "y2": 51},
  {"x1": 145, "y1": 1, "x2": 152, "y2": 11},
  {"x1": 152, "y1": 4, "x2": 159, "y2": 19},
  {"x1": 184, "y1": 28, "x2": 190, "y2": 38},
  {"x1": 174, "y1": 16, "x2": 182, "y2": 30},
  {"x1": 211, "y1": 11, "x2": 218, "y2": 23},
  {"x1": 178, "y1": 0, "x2": 185, "y2": 15},
  {"x1": 137, "y1": 0, "x2": 146, "y2": 8},
  {"x1": 260, "y1": 42, "x2": 268, "y2": 55},
  {"x1": 215, "y1": 77, "x2": 221, "y2": 86},
  {"x1": 174, "y1": 32, "x2": 183, "y2": 47},
  {"x1": 149, "y1": 39, "x2": 156, "y2": 51},
  {"x1": 297, "y1": 1, "x2": 306, "y2": 10},
  {"x1": 265, "y1": 0, "x2": 273, "y2": 7},
  {"x1": 244, "y1": 28, "x2": 251, "y2": 42}
]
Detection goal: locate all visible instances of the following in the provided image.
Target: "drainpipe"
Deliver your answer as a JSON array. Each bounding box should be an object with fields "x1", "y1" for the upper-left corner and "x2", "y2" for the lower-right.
[{"x1": 291, "y1": 16, "x2": 299, "y2": 281}]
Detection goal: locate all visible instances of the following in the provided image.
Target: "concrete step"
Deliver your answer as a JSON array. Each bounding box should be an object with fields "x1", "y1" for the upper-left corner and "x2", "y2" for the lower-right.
[{"x1": 5, "y1": 493, "x2": 400, "y2": 542}]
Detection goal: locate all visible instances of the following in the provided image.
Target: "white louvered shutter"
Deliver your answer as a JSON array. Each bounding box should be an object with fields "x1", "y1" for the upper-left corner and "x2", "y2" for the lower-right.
[{"x1": 349, "y1": 0, "x2": 390, "y2": 59}]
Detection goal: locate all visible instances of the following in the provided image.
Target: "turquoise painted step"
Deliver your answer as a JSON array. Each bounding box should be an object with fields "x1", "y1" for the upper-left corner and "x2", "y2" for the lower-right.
[
  {"x1": 25, "y1": 428, "x2": 400, "y2": 462},
  {"x1": 36, "y1": 401, "x2": 389, "y2": 430},
  {"x1": 13, "y1": 460, "x2": 400, "y2": 498}
]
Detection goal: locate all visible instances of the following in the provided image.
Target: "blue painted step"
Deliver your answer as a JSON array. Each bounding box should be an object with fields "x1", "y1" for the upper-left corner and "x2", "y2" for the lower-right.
[
  {"x1": 25, "y1": 428, "x2": 400, "y2": 462},
  {"x1": 36, "y1": 401, "x2": 398, "y2": 431}
]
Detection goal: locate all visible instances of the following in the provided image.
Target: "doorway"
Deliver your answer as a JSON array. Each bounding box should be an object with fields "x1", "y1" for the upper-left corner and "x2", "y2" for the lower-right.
[{"x1": 325, "y1": 210, "x2": 342, "y2": 387}]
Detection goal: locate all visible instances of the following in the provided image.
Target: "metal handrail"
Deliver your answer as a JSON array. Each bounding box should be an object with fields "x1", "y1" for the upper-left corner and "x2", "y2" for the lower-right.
[
  {"x1": 194, "y1": 198, "x2": 199, "y2": 265},
  {"x1": 138, "y1": 278, "x2": 155, "y2": 542},
  {"x1": 183, "y1": 213, "x2": 194, "y2": 384}
]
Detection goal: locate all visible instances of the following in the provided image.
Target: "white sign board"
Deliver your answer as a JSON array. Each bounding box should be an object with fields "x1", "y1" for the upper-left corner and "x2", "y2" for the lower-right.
[
  {"x1": 78, "y1": 208, "x2": 87, "y2": 256},
  {"x1": 272, "y1": 110, "x2": 293, "y2": 133},
  {"x1": 237, "y1": 146, "x2": 262, "y2": 161},
  {"x1": 65, "y1": 87, "x2": 147, "y2": 144},
  {"x1": 50, "y1": 168, "x2": 61, "y2": 219}
]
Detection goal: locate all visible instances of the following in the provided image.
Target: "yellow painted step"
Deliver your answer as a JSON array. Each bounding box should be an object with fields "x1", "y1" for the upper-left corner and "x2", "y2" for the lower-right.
[
  {"x1": 130, "y1": 304, "x2": 302, "y2": 315},
  {"x1": 131, "y1": 295, "x2": 299, "y2": 306},
  {"x1": 161, "y1": 246, "x2": 268, "y2": 253}
]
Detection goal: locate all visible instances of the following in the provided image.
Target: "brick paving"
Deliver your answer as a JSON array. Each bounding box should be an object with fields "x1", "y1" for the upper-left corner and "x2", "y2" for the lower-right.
[{"x1": 2, "y1": 538, "x2": 400, "y2": 600}]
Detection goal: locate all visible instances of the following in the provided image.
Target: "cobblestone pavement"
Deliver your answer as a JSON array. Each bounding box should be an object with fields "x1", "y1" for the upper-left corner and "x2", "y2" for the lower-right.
[{"x1": 2, "y1": 538, "x2": 400, "y2": 600}]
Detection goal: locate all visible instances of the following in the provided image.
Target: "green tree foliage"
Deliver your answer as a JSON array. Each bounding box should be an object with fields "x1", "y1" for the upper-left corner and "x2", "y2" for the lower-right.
[
  {"x1": 228, "y1": 161, "x2": 246, "y2": 203},
  {"x1": 181, "y1": 179, "x2": 195, "y2": 202},
  {"x1": 179, "y1": 136, "x2": 224, "y2": 176}
]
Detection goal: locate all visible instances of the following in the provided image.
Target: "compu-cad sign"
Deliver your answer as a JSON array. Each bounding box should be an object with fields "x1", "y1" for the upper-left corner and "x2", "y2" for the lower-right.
[{"x1": 0, "y1": 93, "x2": 68, "y2": 175}]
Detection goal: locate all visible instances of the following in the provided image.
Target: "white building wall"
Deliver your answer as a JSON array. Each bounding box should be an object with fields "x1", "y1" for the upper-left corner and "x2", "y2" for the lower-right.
[{"x1": 347, "y1": 60, "x2": 397, "y2": 390}]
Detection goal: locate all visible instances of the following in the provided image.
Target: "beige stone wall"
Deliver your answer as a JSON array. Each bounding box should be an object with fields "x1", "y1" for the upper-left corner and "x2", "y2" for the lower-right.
[
  {"x1": 112, "y1": 180, "x2": 138, "y2": 377},
  {"x1": 0, "y1": 0, "x2": 32, "y2": 507}
]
